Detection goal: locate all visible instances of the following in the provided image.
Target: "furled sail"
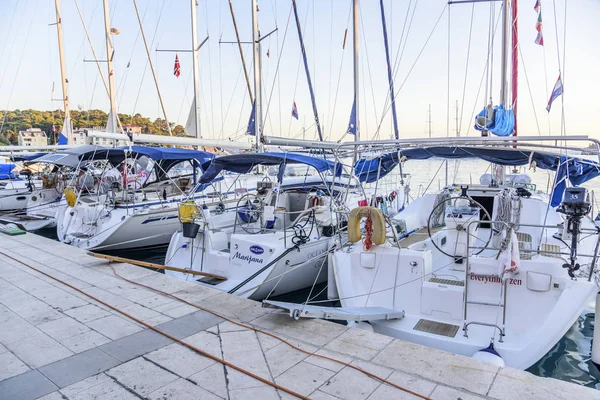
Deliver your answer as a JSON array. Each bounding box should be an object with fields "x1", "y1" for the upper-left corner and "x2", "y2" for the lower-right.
[{"x1": 474, "y1": 104, "x2": 515, "y2": 137}]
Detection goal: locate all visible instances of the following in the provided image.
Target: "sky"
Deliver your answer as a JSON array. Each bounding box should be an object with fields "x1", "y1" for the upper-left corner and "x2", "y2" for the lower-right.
[{"x1": 0, "y1": 0, "x2": 598, "y2": 143}]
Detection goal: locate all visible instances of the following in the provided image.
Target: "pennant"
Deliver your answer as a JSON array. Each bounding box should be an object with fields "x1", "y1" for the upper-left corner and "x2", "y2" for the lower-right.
[
  {"x1": 247, "y1": 101, "x2": 256, "y2": 135},
  {"x1": 174, "y1": 54, "x2": 181, "y2": 78},
  {"x1": 291, "y1": 101, "x2": 298, "y2": 120},
  {"x1": 546, "y1": 75, "x2": 563, "y2": 112},
  {"x1": 534, "y1": 1, "x2": 544, "y2": 46},
  {"x1": 266, "y1": 49, "x2": 270, "y2": 58},
  {"x1": 108, "y1": 69, "x2": 114, "y2": 77},
  {"x1": 347, "y1": 100, "x2": 356, "y2": 135}
]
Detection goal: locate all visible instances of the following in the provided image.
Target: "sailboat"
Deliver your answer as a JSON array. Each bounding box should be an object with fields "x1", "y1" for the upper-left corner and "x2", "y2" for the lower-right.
[{"x1": 259, "y1": 1, "x2": 600, "y2": 370}]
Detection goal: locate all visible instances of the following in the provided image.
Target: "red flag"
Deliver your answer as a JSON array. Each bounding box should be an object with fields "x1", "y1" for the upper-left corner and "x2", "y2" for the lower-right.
[
  {"x1": 174, "y1": 54, "x2": 181, "y2": 78},
  {"x1": 108, "y1": 69, "x2": 114, "y2": 77}
]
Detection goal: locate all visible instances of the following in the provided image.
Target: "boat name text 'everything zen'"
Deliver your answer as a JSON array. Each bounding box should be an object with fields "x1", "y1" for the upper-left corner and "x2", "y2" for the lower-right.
[{"x1": 469, "y1": 273, "x2": 522, "y2": 285}]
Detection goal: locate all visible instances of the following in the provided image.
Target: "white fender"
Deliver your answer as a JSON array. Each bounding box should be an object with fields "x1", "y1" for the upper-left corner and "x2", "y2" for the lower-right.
[{"x1": 472, "y1": 343, "x2": 505, "y2": 368}]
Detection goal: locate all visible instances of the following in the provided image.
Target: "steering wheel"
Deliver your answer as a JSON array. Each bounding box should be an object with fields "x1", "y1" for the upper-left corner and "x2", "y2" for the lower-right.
[
  {"x1": 235, "y1": 193, "x2": 265, "y2": 234},
  {"x1": 427, "y1": 195, "x2": 493, "y2": 258}
]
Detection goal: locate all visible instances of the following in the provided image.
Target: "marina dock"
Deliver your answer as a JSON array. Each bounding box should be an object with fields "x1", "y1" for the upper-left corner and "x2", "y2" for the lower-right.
[{"x1": 0, "y1": 233, "x2": 598, "y2": 400}]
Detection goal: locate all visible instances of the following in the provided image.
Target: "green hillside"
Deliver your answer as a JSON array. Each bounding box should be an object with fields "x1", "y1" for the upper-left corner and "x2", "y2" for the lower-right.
[{"x1": 0, "y1": 109, "x2": 185, "y2": 145}]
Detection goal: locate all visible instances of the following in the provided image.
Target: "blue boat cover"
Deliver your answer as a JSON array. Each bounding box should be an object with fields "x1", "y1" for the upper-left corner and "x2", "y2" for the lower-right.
[
  {"x1": 474, "y1": 105, "x2": 515, "y2": 137},
  {"x1": 11, "y1": 153, "x2": 46, "y2": 162},
  {"x1": 200, "y1": 152, "x2": 341, "y2": 184},
  {"x1": 0, "y1": 163, "x2": 17, "y2": 179},
  {"x1": 354, "y1": 147, "x2": 600, "y2": 202},
  {"x1": 125, "y1": 146, "x2": 214, "y2": 163}
]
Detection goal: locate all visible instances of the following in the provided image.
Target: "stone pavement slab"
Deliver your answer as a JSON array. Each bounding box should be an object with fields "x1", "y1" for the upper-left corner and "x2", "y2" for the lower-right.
[
  {"x1": 38, "y1": 347, "x2": 120, "y2": 388},
  {"x1": 0, "y1": 351, "x2": 30, "y2": 381},
  {"x1": 99, "y1": 328, "x2": 172, "y2": 362},
  {"x1": 0, "y1": 369, "x2": 58, "y2": 400},
  {"x1": 106, "y1": 357, "x2": 179, "y2": 396}
]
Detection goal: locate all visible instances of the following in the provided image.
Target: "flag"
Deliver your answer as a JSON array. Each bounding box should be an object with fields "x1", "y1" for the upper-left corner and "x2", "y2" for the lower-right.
[
  {"x1": 52, "y1": 124, "x2": 56, "y2": 132},
  {"x1": 546, "y1": 75, "x2": 563, "y2": 112},
  {"x1": 347, "y1": 101, "x2": 356, "y2": 134},
  {"x1": 266, "y1": 49, "x2": 270, "y2": 58},
  {"x1": 126, "y1": 61, "x2": 131, "y2": 68},
  {"x1": 247, "y1": 101, "x2": 256, "y2": 135},
  {"x1": 174, "y1": 54, "x2": 181, "y2": 78},
  {"x1": 108, "y1": 69, "x2": 114, "y2": 77},
  {"x1": 534, "y1": 1, "x2": 544, "y2": 46},
  {"x1": 291, "y1": 101, "x2": 298, "y2": 120}
]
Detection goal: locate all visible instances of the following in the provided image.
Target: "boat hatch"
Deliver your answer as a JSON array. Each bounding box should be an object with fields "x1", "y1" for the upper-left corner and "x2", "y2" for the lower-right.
[{"x1": 413, "y1": 319, "x2": 460, "y2": 338}]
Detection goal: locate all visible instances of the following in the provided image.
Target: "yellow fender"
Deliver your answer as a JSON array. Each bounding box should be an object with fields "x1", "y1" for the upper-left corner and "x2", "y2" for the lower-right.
[
  {"x1": 348, "y1": 206, "x2": 386, "y2": 245},
  {"x1": 179, "y1": 201, "x2": 199, "y2": 223},
  {"x1": 64, "y1": 188, "x2": 77, "y2": 208}
]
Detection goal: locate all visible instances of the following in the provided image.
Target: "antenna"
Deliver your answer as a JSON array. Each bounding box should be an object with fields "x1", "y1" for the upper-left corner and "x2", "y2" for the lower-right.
[
  {"x1": 428, "y1": 104, "x2": 432, "y2": 138},
  {"x1": 455, "y1": 100, "x2": 460, "y2": 137}
]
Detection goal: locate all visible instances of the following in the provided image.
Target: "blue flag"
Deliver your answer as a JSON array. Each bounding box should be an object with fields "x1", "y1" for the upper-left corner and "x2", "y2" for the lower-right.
[{"x1": 347, "y1": 101, "x2": 356, "y2": 135}]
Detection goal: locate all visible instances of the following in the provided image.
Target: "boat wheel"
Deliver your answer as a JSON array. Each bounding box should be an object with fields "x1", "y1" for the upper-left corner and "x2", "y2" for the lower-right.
[
  {"x1": 426, "y1": 195, "x2": 493, "y2": 258},
  {"x1": 235, "y1": 193, "x2": 265, "y2": 234}
]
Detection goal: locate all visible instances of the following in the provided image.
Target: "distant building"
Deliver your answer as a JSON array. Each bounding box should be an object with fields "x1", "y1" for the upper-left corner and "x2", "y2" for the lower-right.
[
  {"x1": 18, "y1": 128, "x2": 48, "y2": 147},
  {"x1": 122, "y1": 124, "x2": 142, "y2": 134},
  {"x1": 72, "y1": 128, "x2": 130, "y2": 147}
]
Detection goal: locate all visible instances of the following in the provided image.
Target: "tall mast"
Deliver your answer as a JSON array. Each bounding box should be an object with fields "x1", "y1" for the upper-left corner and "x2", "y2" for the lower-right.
[
  {"x1": 191, "y1": 0, "x2": 201, "y2": 139},
  {"x1": 102, "y1": 0, "x2": 119, "y2": 133},
  {"x1": 511, "y1": 0, "x2": 518, "y2": 136},
  {"x1": 352, "y1": 0, "x2": 359, "y2": 141},
  {"x1": 54, "y1": 0, "x2": 72, "y2": 144},
  {"x1": 499, "y1": 0, "x2": 510, "y2": 106},
  {"x1": 251, "y1": 0, "x2": 263, "y2": 151}
]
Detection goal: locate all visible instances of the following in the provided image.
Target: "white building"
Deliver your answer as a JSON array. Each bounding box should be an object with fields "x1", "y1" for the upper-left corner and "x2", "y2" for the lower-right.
[{"x1": 18, "y1": 128, "x2": 48, "y2": 147}]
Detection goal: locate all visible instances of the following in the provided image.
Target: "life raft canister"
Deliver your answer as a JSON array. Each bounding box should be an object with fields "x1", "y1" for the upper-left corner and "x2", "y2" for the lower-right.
[{"x1": 347, "y1": 206, "x2": 386, "y2": 246}]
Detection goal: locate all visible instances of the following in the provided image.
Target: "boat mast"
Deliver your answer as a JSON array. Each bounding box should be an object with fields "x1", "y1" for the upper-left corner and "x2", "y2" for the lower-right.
[
  {"x1": 54, "y1": 0, "x2": 72, "y2": 144},
  {"x1": 190, "y1": 0, "x2": 201, "y2": 139},
  {"x1": 102, "y1": 0, "x2": 119, "y2": 133},
  {"x1": 251, "y1": 0, "x2": 263, "y2": 151},
  {"x1": 499, "y1": 0, "x2": 510, "y2": 106},
  {"x1": 352, "y1": 0, "x2": 360, "y2": 142},
  {"x1": 511, "y1": 0, "x2": 518, "y2": 136}
]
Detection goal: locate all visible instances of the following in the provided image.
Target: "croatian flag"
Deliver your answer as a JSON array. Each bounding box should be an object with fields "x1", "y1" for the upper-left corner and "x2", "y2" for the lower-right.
[
  {"x1": 546, "y1": 75, "x2": 563, "y2": 112},
  {"x1": 174, "y1": 54, "x2": 181, "y2": 78},
  {"x1": 534, "y1": 3, "x2": 544, "y2": 46},
  {"x1": 291, "y1": 101, "x2": 298, "y2": 120}
]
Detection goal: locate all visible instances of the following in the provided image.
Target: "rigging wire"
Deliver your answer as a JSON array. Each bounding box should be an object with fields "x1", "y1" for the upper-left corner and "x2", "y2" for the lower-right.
[
  {"x1": 0, "y1": 0, "x2": 19, "y2": 64},
  {"x1": 374, "y1": 4, "x2": 447, "y2": 138},
  {"x1": 325, "y1": 1, "x2": 353, "y2": 141},
  {"x1": 517, "y1": 43, "x2": 542, "y2": 136},
  {"x1": 130, "y1": 0, "x2": 167, "y2": 121},
  {"x1": 0, "y1": 0, "x2": 39, "y2": 137},
  {"x1": 358, "y1": 3, "x2": 379, "y2": 140},
  {"x1": 286, "y1": 2, "x2": 309, "y2": 138},
  {"x1": 458, "y1": 4, "x2": 475, "y2": 137}
]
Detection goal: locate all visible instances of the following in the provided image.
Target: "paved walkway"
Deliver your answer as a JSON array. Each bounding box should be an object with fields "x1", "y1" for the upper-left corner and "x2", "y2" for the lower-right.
[{"x1": 0, "y1": 233, "x2": 598, "y2": 400}]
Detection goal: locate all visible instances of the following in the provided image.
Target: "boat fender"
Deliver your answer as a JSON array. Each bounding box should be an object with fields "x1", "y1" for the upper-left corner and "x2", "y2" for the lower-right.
[
  {"x1": 64, "y1": 188, "x2": 77, "y2": 208},
  {"x1": 472, "y1": 343, "x2": 505, "y2": 368},
  {"x1": 347, "y1": 206, "x2": 386, "y2": 245},
  {"x1": 592, "y1": 291, "x2": 600, "y2": 368}
]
